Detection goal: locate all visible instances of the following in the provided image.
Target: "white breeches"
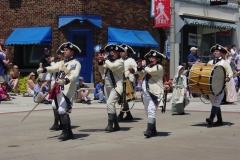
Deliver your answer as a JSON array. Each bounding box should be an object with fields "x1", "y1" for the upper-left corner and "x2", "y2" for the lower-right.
[
  {"x1": 106, "y1": 89, "x2": 119, "y2": 114},
  {"x1": 55, "y1": 92, "x2": 71, "y2": 115},
  {"x1": 208, "y1": 92, "x2": 224, "y2": 107},
  {"x1": 142, "y1": 91, "x2": 157, "y2": 119}
]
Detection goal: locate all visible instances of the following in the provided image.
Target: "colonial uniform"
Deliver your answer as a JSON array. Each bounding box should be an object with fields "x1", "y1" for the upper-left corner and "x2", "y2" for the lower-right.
[
  {"x1": 118, "y1": 44, "x2": 137, "y2": 121},
  {"x1": 137, "y1": 50, "x2": 166, "y2": 138},
  {"x1": 99, "y1": 44, "x2": 125, "y2": 132},
  {"x1": 206, "y1": 44, "x2": 233, "y2": 126},
  {"x1": 37, "y1": 42, "x2": 81, "y2": 141}
]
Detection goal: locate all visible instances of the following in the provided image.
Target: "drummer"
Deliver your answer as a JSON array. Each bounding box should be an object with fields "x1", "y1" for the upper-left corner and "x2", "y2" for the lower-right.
[{"x1": 206, "y1": 44, "x2": 233, "y2": 126}]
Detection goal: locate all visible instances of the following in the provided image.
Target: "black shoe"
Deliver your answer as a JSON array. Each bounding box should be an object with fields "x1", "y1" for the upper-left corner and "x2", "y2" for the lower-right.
[
  {"x1": 113, "y1": 114, "x2": 120, "y2": 131},
  {"x1": 144, "y1": 123, "x2": 154, "y2": 138},
  {"x1": 94, "y1": 97, "x2": 99, "y2": 100},
  {"x1": 49, "y1": 124, "x2": 59, "y2": 131},
  {"x1": 206, "y1": 118, "x2": 213, "y2": 126},
  {"x1": 214, "y1": 120, "x2": 223, "y2": 126},
  {"x1": 105, "y1": 120, "x2": 114, "y2": 132},
  {"x1": 86, "y1": 100, "x2": 91, "y2": 104}
]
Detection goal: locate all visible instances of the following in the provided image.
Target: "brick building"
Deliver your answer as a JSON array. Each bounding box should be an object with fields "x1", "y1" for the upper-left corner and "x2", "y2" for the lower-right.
[{"x1": 0, "y1": 0, "x2": 168, "y2": 83}]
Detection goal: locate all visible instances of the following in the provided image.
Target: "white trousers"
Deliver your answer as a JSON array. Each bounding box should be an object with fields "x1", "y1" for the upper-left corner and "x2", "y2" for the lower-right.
[
  {"x1": 208, "y1": 92, "x2": 224, "y2": 108},
  {"x1": 55, "y1": 92, "x2": 71, "y2": 115},
  {"x1": 142, "y1": 91, "x2": 157, "y2": 119}
]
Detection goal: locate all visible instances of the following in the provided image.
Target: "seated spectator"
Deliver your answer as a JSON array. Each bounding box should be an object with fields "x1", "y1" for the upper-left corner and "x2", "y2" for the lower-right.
[
  {"x1": 33, "y1": 78, "x2": 50, "y2": 104},
  {"x1": 24, "y1": 72, "x2": 36, "y2": 97},
  {"x1": 94, "y1": 80, "x2": 105, "y2": 103},
  {"x1": 0, "y1": 82, "x2": 10, "y2": 101},
  {"x1": 8, "y1": 65, "x2": 20, "y2": 96},
  {"x1": 75, "y1": 77, "x2": 91, "y2": 104}
]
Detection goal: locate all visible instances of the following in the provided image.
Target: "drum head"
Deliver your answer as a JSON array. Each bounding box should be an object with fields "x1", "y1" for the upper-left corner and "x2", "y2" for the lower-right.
[{"x1": 211, "y1": 66, "x2": 226, "y2": 95}]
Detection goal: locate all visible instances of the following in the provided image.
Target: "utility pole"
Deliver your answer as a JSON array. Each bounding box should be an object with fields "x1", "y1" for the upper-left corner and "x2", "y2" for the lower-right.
[{"x1": 170, "y1": 0, "x2": 175, "y2": 78}]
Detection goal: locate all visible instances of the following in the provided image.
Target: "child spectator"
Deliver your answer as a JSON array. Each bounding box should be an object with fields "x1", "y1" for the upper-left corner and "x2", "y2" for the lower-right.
[
  {"x1": 136, "y1": 79, "x2": 142, "y2": 92},
  {"x1": 8, "y1": 65, "x2": 20, "y2": 95},
  {"x1": 25, "y1": 72, "x2": 36, "y2": 97},
  {"x1": 171, "y1": 65, "x2": 190, "y2": 115},
  {"x1": 33, "y1": 78, "x2": 50, "y2": 104},
  {"x1": 75, "y1": 77, "x2": 91, "y2": 104},
  {"x1": 94, "y1": 80, "x2": 105, "y2": 103},
  {"x1": 0, "y1": 82, "x2": 10, "y2": 101}
]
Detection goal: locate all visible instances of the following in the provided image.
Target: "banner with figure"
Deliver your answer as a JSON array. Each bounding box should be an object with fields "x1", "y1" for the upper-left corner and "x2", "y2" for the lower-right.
[{"x1": 154, "y1": 0, "x2": 170, "y2": 28}]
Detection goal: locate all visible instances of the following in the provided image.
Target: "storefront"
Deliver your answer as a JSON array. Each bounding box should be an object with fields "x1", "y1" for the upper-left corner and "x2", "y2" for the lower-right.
[{"x1": 175, "y1": 0, "x2": 239, "y2": 66}]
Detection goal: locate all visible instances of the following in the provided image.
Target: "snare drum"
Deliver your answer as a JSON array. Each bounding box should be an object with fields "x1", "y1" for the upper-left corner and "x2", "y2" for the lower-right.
[{"x1": 188, "y1": 63, "x2": 226, "y2": 95}]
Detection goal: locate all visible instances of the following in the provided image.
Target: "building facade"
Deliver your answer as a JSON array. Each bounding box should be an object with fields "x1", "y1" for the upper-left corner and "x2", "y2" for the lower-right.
[{"x1": 0, "y1": 0, "x2": 167, "y2": 83}]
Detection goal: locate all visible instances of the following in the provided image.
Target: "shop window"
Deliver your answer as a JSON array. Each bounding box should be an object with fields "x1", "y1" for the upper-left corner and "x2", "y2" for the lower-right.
[{"x1": 23, "y1": 45, "x2": 49, "y2": 67}]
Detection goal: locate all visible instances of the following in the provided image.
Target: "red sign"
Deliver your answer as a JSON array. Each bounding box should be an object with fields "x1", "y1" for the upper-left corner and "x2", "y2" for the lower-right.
[{"x1": 154, "y1": 0, "x2": 171, "y2": 28}]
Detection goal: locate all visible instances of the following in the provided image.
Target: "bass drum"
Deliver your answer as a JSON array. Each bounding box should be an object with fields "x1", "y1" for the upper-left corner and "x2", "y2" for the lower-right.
[{"x1": 188, "y1": 63, "x2": 226, "y2": 96}]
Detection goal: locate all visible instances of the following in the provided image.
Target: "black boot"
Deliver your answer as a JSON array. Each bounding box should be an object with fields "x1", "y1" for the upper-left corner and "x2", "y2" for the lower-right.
[
  {"x1": 58, "y1": 125, "x2": 67, "y2": 140},
  {"x1": 60, "y1": 125, "x2": 73, "y2": 141},
  {"x1": 123, "y1": 111, "x2": 133, "y2": 121},
  {"x1": 113, "y1": 114, "x2": 120, "y2": 131},
  {"x1": 206, "y1": 106, "x2": 218, "y2": 126},
  {"x1": 151, "y1": 122, "x2": 157, "y2": 136},
  {"x1": 105, "y1": 114, "x2": 114, "y2": 132},
  {"x1": 214, "y1": 107, "x2": 223, "y2": 126},
  {"x1": 117, "y1": 111, "x2": 124, "y2": 122},
  {"x1": 144, "y1": 123, "x2": 154, "y2": 138},
  {"x1": 49, "y1": 109, "x2": 60, "y2": 130}
]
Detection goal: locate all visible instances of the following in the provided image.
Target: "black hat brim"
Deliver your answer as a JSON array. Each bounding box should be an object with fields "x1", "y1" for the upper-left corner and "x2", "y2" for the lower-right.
[
  {"x1": 210, "y1": 44, "x2": 227, "y2": 54},
  {"x1": 104, "y1": 44, "x2": 125, "y2": 52}
]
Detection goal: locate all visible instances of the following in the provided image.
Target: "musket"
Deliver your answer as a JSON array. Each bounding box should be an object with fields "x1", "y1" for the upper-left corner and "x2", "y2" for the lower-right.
[{"x1": 21, "y1": 63, "x2": 77, "y2": 122}]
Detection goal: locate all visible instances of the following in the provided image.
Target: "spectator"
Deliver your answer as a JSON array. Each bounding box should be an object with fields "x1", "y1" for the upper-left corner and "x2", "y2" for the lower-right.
[
  {"x1": 136, "y1": 79, "x2": 142, "y2": 92},
  {"x1": 0, "y1": 47, "x2": 9, "y2": 83},
  {"x1": 230, "y1": 44, "x2": 237, "y2": 61},
  {"x1": 234, "y1": 51, "x2": 240, "y2": 72},
  {"x1": 187, "y1": 47, "x2": 200, "y2": 69},
  {"x1": 75, "y1": 77, "x2": 91, "y2": 104},
  {"x1": 94, "y1": 80, "x2": 105, "y2": 103},
  {"x1": 0, "y1": 39, "x2": 5, "y2": 53},
  {"x1": 0, "y1": 82, "x2": 10, "y2": 101},
  {"x1": 38, "y1": 48, "x2": 51, "y2": 84},
  {"x1": 25, "y1": 72, "x2": 36, "y2": 97},
  {"x1": 33, "y1": 78, "x2": 50, "y2": 104},
  {"x1": 233, "y1": 71, "x2": 238, "y2": 92},
  {"x1": 8, "y1": 65, "x2": 20, "y2": 95}
]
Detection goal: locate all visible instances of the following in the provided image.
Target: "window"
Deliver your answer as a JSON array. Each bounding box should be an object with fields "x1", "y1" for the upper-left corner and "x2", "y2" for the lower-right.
[{"x1": 23, "y1": 45, "x2": 49, "y2": 66}]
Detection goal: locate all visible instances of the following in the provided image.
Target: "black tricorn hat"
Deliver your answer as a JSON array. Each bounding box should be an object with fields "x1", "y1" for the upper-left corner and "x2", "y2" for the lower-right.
[
  {"x1": 120, "y1": 44, "x2": 135, "y2": 54},
  {"x1": 210, "y1": 44, "x2": 227, "y2": 54},
  {"x1": 56, "y1": 45, "x2": 64, "y2": 55},
  {"x1": 59, "y1": 42, "x2": 81, "y2": 53},
  {"x1": 144, "y1": 50, "x2": 166, "y2": 59},
  {"x1": 104, "y1": 44, "x2": 125, "y2": 52}
]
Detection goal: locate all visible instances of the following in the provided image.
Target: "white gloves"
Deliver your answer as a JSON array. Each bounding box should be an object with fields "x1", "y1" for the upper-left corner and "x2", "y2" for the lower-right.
[
  {"x1": 56, "y1": 79, "x2": 66, "y2": 85},
  {"x1": 37, "y1": 68, "x2": 43, "y2": 74}
]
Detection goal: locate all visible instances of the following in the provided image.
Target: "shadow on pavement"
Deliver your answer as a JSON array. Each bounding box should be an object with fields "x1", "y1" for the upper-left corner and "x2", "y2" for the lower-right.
[
  {"x1": 79, "y1": 129, "x2": 105, "y2": 132},
  {"x1": 73, "y1": 133, "x2": 90, "y2": 139},
  {"x1": 191, "y1": 122, "x2": 234, "y2": 127},
  {"x1": 119, "y1": 117, "x2": 143, "y2": 123},
  {"x1": 156, "y1": 132, "x2": 171, "y2": 137},
  {"x1": 71, "y1": 125, "x2": 80, "y2": 129}
]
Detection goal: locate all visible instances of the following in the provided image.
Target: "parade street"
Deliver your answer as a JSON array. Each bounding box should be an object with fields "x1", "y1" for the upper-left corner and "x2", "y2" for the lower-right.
[{"x1": 0, "y1": 95, "x2": 239, "y2": 160}]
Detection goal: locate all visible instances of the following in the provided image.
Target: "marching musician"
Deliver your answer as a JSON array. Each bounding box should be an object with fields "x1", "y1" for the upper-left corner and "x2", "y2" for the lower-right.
[
  {"x1": 137, "y1": 50, "x2": 166, "y2": 138},
  {"x1": 37, "y1": 42, "x2": 81, "y2": 141},
  {"x1": 48, "y1": 47, "x2": 64, "y2": 131},
  {"x1": 206, "y1": 44, "x2": 233, "y2": 126},
  {"x1": 98, "y1": 44, "x2": 125, "y2": 132},
  {"x1": 117, "y1": 44, "x2": 137, "y2": 122}
]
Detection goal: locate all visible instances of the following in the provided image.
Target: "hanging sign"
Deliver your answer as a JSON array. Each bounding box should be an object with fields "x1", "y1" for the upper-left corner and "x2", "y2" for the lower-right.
[{"x1": 154, "y1": 0, "x2": 171, "y2": 28}]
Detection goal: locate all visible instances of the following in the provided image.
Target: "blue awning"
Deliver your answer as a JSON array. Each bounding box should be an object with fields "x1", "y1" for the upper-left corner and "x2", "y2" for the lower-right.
[
  {"x1": 108, "y1": 27, "x2": 158, "y2": 47},
  {"x1": 58, "y1": 15, "x2": 102, "y2": 28},
  {"x1": 5, "y1": 26, "x2": 52, "y2": 45}
]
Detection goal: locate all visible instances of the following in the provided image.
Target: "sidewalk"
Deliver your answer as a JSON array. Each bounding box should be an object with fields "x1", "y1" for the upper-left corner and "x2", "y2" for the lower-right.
[{"x1": 1, "y1": 93, "x2": 240, "y2": 114}]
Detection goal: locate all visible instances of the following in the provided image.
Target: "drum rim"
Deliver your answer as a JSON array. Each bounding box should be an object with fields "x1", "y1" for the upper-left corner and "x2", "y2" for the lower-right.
[{"x1": 210, "y1": 65, "x2": 226, "y2": 96}]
